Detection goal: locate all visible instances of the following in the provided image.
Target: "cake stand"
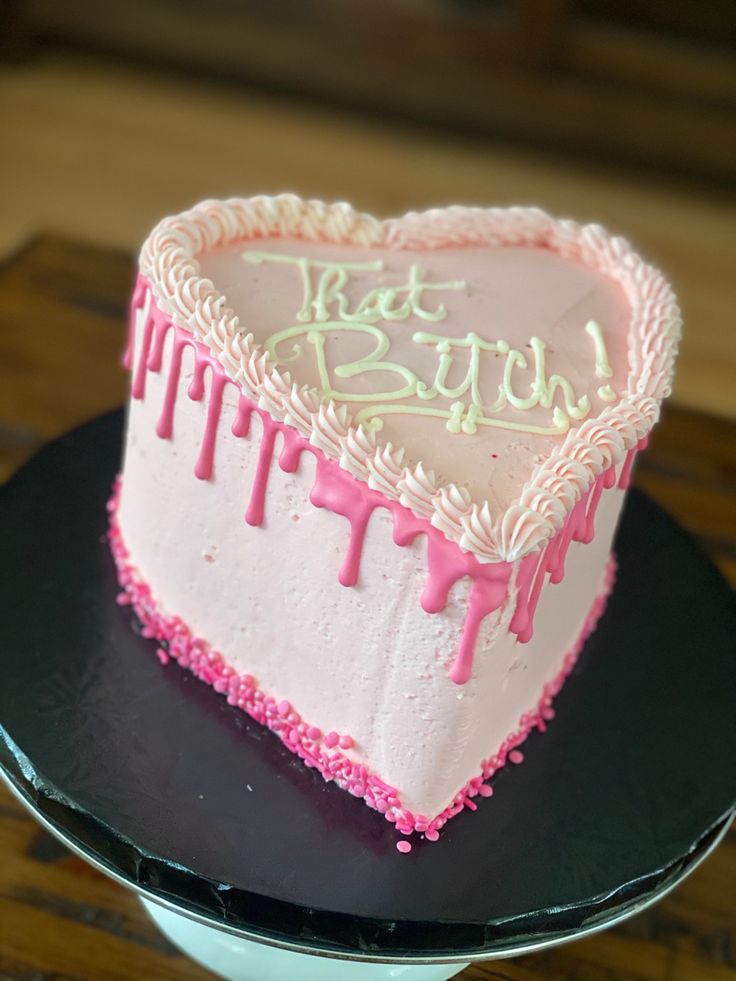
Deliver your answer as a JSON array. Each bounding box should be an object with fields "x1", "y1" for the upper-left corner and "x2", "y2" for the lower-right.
[{"x1": 1, "y1": 411, "x2": 734, "y2": 981}]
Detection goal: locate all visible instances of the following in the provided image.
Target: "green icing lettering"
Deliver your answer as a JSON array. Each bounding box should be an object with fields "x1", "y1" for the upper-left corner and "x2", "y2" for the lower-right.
[{"x1": 241, "y1": 251, "x2": 615, "y2": 436}]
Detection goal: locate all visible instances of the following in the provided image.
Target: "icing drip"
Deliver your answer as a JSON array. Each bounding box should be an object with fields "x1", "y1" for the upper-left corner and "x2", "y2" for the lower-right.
[
  {"x1": 546, "y1": 492, "x2": 590, "y2": 587},
  {"x1": 131, "y1": 310, "x2": 154, "y2": 399},
  {"x1": 156, "y1": 335, "x2": 185, "y2": 439},
  {"x1": 188, "y1": 357, "x2": 207, "y2": 402},
  {"x1": 509, "y1": 477, "x2": 609, "y2": 641},
  {"x1": 451, "y1": 576, "x2": 510, "y2": 684},
  {"x1": 147, "y1": 316, "x2": 167, "y2": 372},
  {"x1": 123, "y1": 273, "x2": 148, "y2": 370},
  {"x1": 246, "y1": 418, "x2": 278, "y2": 526},
  {"x1": 420, "y1": 534, "x2": 513, "y2": 683},
  {"x1": 310, "y1": 459, "x2": 377, "y2": 587},
  {"x1": 516, "y1": 541, "x2": 554, "y2": 644},
  {"x1": 422, "y1": 535, "x2": 467, "y2": 613},
  {"x1": 391, "y1": 507, "x2": 426, "y2": 549},
  {"x1": 582, "y1": 476, "x2": 605, "y2": 544},
  {"x1": 508, "y1": 552, "x2": 541, "y2": 638},
  {"x1": 232, "y1": 396, "x2": 254, "y2": 438},
  {"x1": 195, "y1": 370, "x2": 226, "y2": 481},
  {"x1": 129, "y1": 283, "x2": 626, "y2": 685},
  {"x1": 278, "y1": 427, "x2": 303, "y2": 473}
]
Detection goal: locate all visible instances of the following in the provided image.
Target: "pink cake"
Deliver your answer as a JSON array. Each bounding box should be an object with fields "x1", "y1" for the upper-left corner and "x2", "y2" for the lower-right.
[{"x1": 111, "y1": 196, "x2": 680, "y2": 846}]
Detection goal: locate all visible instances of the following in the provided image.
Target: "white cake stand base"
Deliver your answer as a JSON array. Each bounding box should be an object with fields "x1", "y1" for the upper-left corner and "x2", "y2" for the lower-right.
[{"x1": 141, "y1": 898, "x2": 468, "y2": 981}]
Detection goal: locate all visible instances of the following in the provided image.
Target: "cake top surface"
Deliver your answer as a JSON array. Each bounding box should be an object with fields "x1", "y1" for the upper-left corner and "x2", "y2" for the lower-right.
[
  {"x1": 198, "y1": 238, "x2": 629, "y2": 514},
  {"x1": 139, "y1": 196, "x2": 681, "y2": 562}
]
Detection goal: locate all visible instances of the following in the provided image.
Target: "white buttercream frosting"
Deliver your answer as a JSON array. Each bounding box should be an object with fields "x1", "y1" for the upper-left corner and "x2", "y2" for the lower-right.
[{"x1": 138, "y1": 195, "x2": 681, "y2": 563}]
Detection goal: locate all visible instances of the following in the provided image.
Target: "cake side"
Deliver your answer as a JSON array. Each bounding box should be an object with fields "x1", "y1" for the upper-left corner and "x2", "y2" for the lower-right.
[
  {"x1": 111, "y1": 477, "x2": 616, "y2": 837},
  {"x1": 117, "y1": 285, "x2": 625, "y2": 826}
]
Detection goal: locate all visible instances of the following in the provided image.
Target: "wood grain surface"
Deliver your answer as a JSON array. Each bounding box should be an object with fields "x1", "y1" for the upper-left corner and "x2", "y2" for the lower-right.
[{"x1": 0, "y1": 238, "x2": 734, "y2": 979}]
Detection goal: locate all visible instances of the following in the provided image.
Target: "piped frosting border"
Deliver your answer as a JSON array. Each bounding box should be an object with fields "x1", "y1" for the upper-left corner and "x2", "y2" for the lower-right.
[{"x1": 139, "y1": 195, "x2": 681, "y2": 563}]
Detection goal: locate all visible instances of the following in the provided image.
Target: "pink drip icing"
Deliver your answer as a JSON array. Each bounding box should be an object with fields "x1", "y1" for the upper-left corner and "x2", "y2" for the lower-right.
[
  {"x1": 145, "y1": 316, "x2": 226, "y2": 477},
  {"x1": 340, "y1": 507, "x2": 372, "y2": 587},
  {"x1": 514, "y1": 483, "x2": 593, "y2": 644},
  {"x1": 508, "y1": 552, "x2": 542, "y2": 637},
  {"x1": 129, "y1": 280, "x2": 624, "y2": 685},
  {"x1": 581, "y1": 474, "x2": 606, "y2": 544},
  {"x1": 108, "y1": 474, "x2": 617, "y2": 842},
  {"x1": 231, "y1": 396, "x2": 254, "y2": 438},
  {"x1": 188, "y1": 357, "x2": 207, "y2": 402},
  {"x1": 450, "y1": 575, "x2": 510, "y2": 684},
  {"x1": 147, "y1": 315, "x2": 169, "y2": 373},
  {"x1": 131, "y1": 273, "x2": 148, "y2": 309},
  {"x1": 123, "y1": 274, "x2": 148, "y2": 370},
  {"x1": 156, "y1": 336, "x2": 186, "y2": 439},
  {"x1": 391, "y1": 508, "x2": 426, "y2": 547},
  {"x1": 278, "y1": 427, "x2": 303, "y2": 473},
  {"x1": 421, "y1": 534, "x2": 469, "y2": 613},
  {"x1": 545, "y1": 527, "x2": 568, "y2": 584},
  {"x1": 245, "y1": 418, "x2": 278, "y2": 526},
  {"x1": 194, "y1": 370, "x2": 227, "y2": 481},
  {"x1": 517, "y1": 540, "x2": 556, "y2": 643},
  {"x1": 131, "y1": 313, "x2": 154, "y2": 399},
  {"x1": 420, "y1": 532, "x2": 512, "y2": 684},
  {"x1": 311, "y1": 458, "x2": 379, "y2": 587},
  {"x1": 547, "y1": 491, "x2": 589, "y2": 587}
]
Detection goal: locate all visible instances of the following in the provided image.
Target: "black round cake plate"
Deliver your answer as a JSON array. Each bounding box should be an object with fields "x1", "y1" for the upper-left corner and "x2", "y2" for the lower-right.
[{"x1": 0, "y1": 410, "x2": 734, "y2": 967}]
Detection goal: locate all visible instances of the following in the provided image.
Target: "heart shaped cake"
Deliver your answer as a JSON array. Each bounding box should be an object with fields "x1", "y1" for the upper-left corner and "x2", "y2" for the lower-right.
[{"x1": 110, "y1": 196, "x2": 680, "y2": 846}]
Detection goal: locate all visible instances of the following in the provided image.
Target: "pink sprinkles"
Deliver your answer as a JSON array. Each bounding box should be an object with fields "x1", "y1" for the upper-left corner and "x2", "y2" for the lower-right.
[{"x1": 108, "y1": 478, "x2": 616, "y2": 844}]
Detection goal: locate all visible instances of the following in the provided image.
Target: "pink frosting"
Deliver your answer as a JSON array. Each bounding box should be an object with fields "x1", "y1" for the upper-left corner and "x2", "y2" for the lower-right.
[
  {"x1": 201, "y1": 237, "x2": 629, "y2": 510},
  {"x1": 109, "y1": 475, "x2": 617, "y2": 840},
  {"x1": 127, "y1": 281, "x2": 626, "y2": 685},
  {"x1": 116, "y1": 197, "x2": 673, "y2": 833},
  {"x1": 134, "y1": 196, "x2": 680, "y2": 565}
]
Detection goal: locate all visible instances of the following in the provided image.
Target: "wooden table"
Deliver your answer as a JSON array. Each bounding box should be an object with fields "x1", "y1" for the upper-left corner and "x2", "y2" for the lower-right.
[{"x1": 0, "y1": 237, "x2": 734, "y2": 980}]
